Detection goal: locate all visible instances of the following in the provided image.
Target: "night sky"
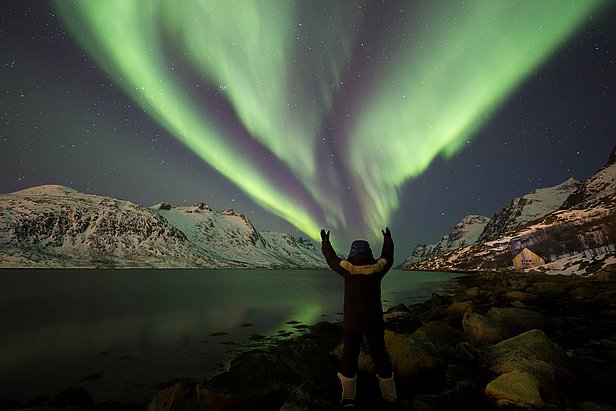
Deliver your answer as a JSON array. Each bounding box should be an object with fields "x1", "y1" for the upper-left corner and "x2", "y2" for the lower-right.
[{"x1": 1, "y1": 1, "x2": 615, "y2": 261}]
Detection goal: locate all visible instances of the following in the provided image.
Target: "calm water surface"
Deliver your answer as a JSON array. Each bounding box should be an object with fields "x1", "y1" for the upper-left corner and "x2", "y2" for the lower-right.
[{"x1": 0, "y1": 269, "x2": 460, "y2": 402}]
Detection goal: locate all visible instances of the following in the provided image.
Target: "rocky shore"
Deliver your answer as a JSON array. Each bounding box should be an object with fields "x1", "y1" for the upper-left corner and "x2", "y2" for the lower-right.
[{"x1": 3, "y1": 267, "x2": 616, "y2": 411}]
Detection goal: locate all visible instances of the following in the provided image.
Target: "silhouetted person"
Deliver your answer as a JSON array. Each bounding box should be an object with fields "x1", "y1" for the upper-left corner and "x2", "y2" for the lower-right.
[{"x1": 320, "y1": 227, "x2": 396, "y2": 407}]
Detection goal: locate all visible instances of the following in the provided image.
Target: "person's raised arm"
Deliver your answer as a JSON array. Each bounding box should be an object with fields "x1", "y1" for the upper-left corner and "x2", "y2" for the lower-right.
[
  {"x1": 379, "y1": 227, "x2": 394, "y2": 273},
  {"x1": 320, "y1": 229, "x2": 350, "y2": 277}
]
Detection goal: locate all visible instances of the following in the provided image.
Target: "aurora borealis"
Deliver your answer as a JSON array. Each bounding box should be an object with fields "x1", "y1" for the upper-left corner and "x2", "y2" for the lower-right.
[{"x1": 2, "y1": 1, "x2": 616, "y2": 255}]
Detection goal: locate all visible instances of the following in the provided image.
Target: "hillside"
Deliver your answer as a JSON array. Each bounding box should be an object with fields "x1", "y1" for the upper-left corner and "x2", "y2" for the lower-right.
[
  {"x1": 404, "y1": 148, "x2": 616, "y2": 275},
  {"x1": 0, "y1": 185, "x2": 325, "y2": 269}
]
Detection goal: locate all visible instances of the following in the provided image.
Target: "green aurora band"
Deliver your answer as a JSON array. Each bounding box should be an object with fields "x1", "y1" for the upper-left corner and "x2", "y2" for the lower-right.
[{"x1": 53, "y1": 0, "x2": 603, "y2": 242}]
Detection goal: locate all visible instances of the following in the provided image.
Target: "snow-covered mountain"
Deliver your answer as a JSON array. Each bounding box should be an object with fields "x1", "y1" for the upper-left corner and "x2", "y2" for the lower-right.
[
  {"x1": 402, "y1": 178, "x2": 580, "y2": 267},
  {"x1": 0, "y1": 185, "x2": 326, "y2": 269},
  {"x1": 477, "y1": 177, "x2": 581, "y2": 243},
  {"x1": 401, "y1": 215, "x2": 490, "y2": 266},
  {"x1": 405, "y1": 148, "x2": 616, "y2": 274}
]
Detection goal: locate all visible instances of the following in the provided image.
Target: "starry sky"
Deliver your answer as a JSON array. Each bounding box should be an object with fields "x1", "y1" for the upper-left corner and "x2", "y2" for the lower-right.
[{"x1": 1, "y1": 1, "x2": 615, "y2": 261}]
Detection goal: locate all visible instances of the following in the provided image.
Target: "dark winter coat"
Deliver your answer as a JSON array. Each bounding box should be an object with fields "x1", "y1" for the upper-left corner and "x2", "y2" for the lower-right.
[{"x1": 321, "y1": 236, "x2": 394, "y2": 333}]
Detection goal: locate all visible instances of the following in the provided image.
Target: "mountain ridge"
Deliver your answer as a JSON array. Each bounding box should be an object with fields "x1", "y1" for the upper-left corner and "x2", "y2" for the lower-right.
[
  {"x1": 404, "y1": 149, "x2": 616, "y2": 275},
  {"x1": 0, "y1": 185, "x2": 326, "y2": 269}
]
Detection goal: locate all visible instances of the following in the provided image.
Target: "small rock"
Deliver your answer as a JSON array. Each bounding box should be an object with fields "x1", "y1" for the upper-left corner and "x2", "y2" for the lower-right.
[
  {"x1": 465, "y1": 287, "x2": 489, "y2": 300},
  {"x1": 534, "y1": 282, "x2": 567, "y2": 299},
  {"x1": 386, "y1": 302, "x2": 410, "y2": 313},
  {"x1": 510, "y1": 300, "x2": 527, "y2": 308},
  {"x1": 591, "y1": 290, "x2": 616, "y2": 306},
  {"x1": 504, "y1": 290, "x2": 527, "y2": 301},
  {"x1": 383, "y1": 310, "x2": 421, "y2": 333},
  {"x1": 455, "y1": 341, "x2": 478, "y2": 364}
]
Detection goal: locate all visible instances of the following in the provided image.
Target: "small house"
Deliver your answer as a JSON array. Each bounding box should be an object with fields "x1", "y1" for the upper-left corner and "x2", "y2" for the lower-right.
[{"x1": 513, "y1": 247, "x2": 546, "y2": 270}]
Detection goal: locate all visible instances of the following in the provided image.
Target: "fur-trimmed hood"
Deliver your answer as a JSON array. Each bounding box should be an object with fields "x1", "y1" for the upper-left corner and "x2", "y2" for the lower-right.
[{"x1": 340, "y1": 258, "x2": 388, "y2": 275}]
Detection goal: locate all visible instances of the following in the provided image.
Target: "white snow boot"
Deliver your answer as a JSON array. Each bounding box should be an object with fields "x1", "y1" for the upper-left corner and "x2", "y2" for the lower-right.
[
  {"x1": 377, "y1": 373, "x2": 397, "y2": 402},
  {"x1": 337, "y1": 372, "x2": 357, "y2": 406}
]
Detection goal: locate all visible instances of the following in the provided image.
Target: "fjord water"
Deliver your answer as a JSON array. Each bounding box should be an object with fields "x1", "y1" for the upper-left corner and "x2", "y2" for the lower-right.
[{"x1": 0, "y1": 269, "x2": 459, "y2": 402}]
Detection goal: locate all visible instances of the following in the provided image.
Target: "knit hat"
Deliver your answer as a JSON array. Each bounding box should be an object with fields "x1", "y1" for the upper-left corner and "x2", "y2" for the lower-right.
[{"x1": 347, "y1": 240, "x2": 375, "y2": 265}]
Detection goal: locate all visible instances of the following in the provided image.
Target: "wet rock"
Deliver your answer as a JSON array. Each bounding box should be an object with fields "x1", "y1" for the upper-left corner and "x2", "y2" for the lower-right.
[
  {"x1": 148, "y1": 382, "x2": 198, "y2": 411},
  {"x1": 462, "y1": 312, "x2": 509, "y2": 347},
  {"x1": 486, "y1": 307, "x2": 548, "y2": 335}
]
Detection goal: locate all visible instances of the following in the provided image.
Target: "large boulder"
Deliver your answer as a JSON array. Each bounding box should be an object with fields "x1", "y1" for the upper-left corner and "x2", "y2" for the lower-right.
[
  {"x1": 412, "y1": 320, "x2": 466, "y2": 359},
  {"x1": 480, "y1": 329, "x2": 571, "y2": 409},
  {"x1": 384, "y1": 330, "x2": 442, "y2": 387},
  {"x1": 486, "y1": 307, "x2": 548, "y2": 335},
  {"x1": 462, "y1": 312, "x2": 509, "y2": 347}
]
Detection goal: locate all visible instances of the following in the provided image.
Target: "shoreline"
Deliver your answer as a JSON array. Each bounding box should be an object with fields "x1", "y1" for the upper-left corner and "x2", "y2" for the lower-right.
[{"x1": 3, "y1": 269, "x2": 615, "y2": 410}]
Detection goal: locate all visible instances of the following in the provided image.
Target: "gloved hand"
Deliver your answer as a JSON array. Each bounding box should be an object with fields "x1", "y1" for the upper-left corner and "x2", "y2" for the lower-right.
[
  {"x1": 382, "y1": 227, "x2": 391, "y2": 238},
  {"x1": 320, "y1": 229, "x2": 330, "y2": 242}
]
